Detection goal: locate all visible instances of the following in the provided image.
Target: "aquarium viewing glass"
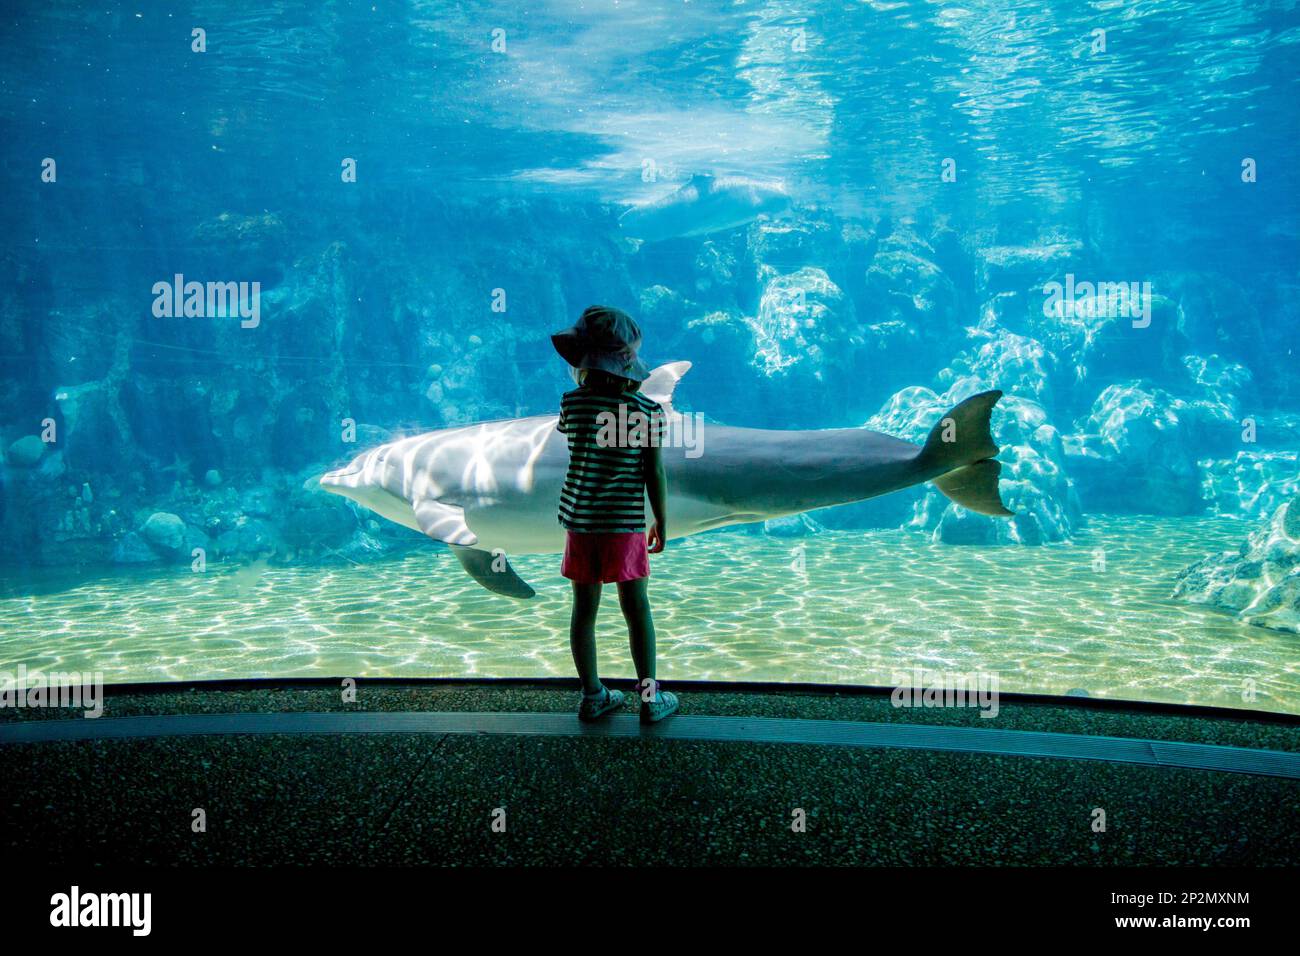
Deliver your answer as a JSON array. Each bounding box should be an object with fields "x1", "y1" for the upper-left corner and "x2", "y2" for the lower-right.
[{"x1": 0, "y1": 0, "x2": 1297, "y2": 715}]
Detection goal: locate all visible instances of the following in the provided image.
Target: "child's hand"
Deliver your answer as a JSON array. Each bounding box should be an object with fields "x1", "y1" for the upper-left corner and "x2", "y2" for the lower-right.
[{"x1": 647, "y1": 522, "x2": 666, "y2": 553}]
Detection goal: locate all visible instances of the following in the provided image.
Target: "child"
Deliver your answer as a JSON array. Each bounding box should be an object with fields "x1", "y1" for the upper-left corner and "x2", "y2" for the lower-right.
[{"x1": 551, "y1": 305, "x2": 679, "y2": 724}]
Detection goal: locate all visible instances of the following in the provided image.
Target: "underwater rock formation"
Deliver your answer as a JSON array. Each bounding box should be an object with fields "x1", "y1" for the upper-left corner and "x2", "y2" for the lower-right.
[
  {"x1": 0, "y1": 443, "x2": 124, "y2": 566},
  {"x1": 1172, "y1": 495, "x2": 1300, "y2": 634},
  {"x1": 190, "y1": 211, "x2": 289, "y2": 280},
  {"x1": 937, "y1": 328, "x2": 1057, "y2": 409},
  {"x1": 6, "y1": 435, "x2": 46, "y2": 467},
  {"x1": 744, "y1": 267, "x2": 862, "y2": 423},
  {"x1": 1160, "y1": 272, "x2": 1271, "y2": 371},
  {"x1": 974, "y1": 282, "x2": 1189, "y2": 412},
  {"x1": 868, "y1": 381, "x2": 1080, "y2": 545},
  {"x1": 126, "y1": 510, "x2": 209, "y2": 564},
  {"x1": 860, "y1": 227, "x2": 962, "y2": 389},
  {"x1": 1059, "y1": 350, "x2": 1282, "y2": 518},
  {"x1": 1064, "y1": 381, "x2": 1205, "y2": 515},
  {"x1": 212, "y1": 517, "x2": 279, "y2": 560},
  {"x1": 111, "y1": 531, "x2": 161, "y2": 565},
  {"x1": 749, "y1": 267, "x2": 857, "y2": 376},
  {"x1": 1200, "y1": 450, "x2": 1300, "y2": 519},
  {"x1": 641, "y1": 285, "x2": 769, "y2": 427},
  {"x1": 1054, "y1": 292, "x2": 1184, "y2": 398},
  {"x1": 1178, "y1": 353, "x2": 1255, "y2": 455},
  {"x1": 281, "y1": 471, "x2": 363, "y2": 556},
  {"x1": 975, "y1": 239, "x2": 1083, "y2": 297},
  {"x1": 140, "y1": 512, "x2": 187, "y2": 553},
  {"x1": 748, "y1": 215, "x2": 846, "y2": 284},
  {"x1": 54, "y1": 379, "x2": 136, "y2": 473},
  {"x1": 689, "y1": 240, "x2": 741, "y2": 299}
]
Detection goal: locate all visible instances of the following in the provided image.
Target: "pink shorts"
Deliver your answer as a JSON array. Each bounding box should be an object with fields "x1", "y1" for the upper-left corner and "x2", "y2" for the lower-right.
[{"x1": 561, "y1": 531, "x2": 650, "y2": 584}]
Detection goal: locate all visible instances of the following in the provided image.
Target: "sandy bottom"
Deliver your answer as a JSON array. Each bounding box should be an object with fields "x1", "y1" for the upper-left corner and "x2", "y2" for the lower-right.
[{"x1": 1, "y1": 515, "x2": 1296, "y2": 714}]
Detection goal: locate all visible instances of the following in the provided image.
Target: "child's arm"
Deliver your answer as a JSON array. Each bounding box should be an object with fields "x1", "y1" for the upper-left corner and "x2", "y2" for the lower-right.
[{"x1": 645, "y1": 442, "x2": 668, "y2": 552}]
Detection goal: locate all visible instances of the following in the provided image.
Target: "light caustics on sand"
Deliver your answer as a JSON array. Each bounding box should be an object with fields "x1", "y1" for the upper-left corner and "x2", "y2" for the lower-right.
[{"x1": 2, "y1": 517, "x2": 1296, "y2": 715}]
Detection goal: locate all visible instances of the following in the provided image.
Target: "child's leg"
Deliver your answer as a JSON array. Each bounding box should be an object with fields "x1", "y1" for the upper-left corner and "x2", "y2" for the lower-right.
[
  {"x1": 617, "y1": 577, "x2": 655, "y2": 695},
  {"x1": 569, "y1": 581, "x2": 603, "y2": 695}
]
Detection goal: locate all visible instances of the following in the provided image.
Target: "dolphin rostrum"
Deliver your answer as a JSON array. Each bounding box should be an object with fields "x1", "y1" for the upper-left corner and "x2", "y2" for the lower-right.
[
  {"x1": 618, "y1": 174, "x2": 792, "y2": 242},
  {"x1": 319, "y1": 362, "x2": 1012, "y2": 599}
]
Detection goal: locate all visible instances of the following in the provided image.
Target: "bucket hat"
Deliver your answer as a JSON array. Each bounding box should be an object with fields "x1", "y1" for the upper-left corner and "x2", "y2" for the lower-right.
[{"x1": 551, "y1": 305, "x2": 651, "y2": 382}]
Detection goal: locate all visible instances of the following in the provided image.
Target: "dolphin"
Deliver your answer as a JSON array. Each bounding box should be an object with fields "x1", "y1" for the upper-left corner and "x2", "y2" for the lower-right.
[
  {"x1": 618, "y1": 174, "x2": 792, "y2": 242},
  {"x1": 319, "y1": 362, "x2": 1012, "y2": 599}
]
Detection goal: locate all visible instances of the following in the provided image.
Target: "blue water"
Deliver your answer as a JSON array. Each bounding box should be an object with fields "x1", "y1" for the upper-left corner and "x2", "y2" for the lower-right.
[{"x1": 0, "y1": 1, "x2": 1298, "y2": 709}]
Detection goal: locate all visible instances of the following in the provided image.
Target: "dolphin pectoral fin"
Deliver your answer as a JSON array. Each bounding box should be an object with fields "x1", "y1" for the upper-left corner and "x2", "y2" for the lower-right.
[
  {"x1": 412, "y1": 499, "x2": 478, "y2": 546},
  {"x1": 933, "y1": 460, "x2": 1015, "y2": 517},
  {"x1": 415, "y1": 498, "x2": 536, "y2": 598},
  {"x1": 449, "y1": 545, "x2": 536, "y2": 600}
]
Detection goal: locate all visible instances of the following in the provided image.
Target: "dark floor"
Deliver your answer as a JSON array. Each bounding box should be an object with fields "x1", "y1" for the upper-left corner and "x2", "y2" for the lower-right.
[{"x1": 2, "y1": 682, "x2": 1298, "y2": 865}]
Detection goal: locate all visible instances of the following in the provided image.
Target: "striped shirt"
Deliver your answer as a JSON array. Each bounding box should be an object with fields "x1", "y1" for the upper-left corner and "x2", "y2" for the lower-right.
[{"x1": 556, "y1": 386, "x2": 666, "y2": 533}]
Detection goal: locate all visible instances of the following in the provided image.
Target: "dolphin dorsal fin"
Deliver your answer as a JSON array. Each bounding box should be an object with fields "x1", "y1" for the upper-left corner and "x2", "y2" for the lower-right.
[{"x1": 640, "y1": 361, "x2": 691, "y2": 416}]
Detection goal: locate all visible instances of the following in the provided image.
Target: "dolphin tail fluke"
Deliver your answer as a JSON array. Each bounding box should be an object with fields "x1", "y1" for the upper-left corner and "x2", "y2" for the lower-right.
[
  {"x1": 449, "y1": 545, "x2": 536, "y2": 600},
  {"x1": 933, "y1": 460, "x2": 1012, "y2": 516},
  {"x1": 920, "y1": 390, "x2": 1014, "y2": 517}
]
